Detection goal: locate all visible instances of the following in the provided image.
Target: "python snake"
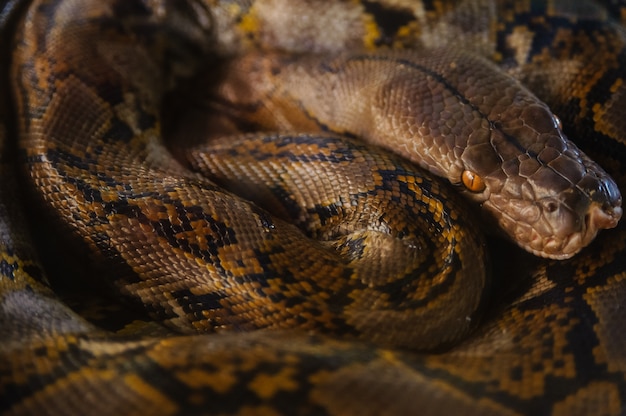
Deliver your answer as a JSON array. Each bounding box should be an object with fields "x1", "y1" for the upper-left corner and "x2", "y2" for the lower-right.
[{"x1": 1, "y1": 0, "x2": 626, "y2": 415}]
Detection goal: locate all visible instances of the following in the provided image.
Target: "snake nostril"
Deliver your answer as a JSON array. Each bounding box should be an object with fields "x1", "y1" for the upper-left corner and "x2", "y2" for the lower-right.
[{"x1": 545, "y1": 201, "x2": 558, "y2": 213}]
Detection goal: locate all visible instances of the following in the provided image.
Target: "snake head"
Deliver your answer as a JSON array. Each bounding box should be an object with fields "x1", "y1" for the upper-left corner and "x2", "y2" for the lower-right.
[
  {"x1": 490, "y1": 152, "x2": 621, "y2": 260},
  {"x1": 460, "y1": 103, "x2": 622, "y2": 260}
]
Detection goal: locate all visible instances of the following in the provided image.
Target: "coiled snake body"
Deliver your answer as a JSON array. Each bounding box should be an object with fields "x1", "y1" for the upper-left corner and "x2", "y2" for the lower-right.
[{"x1": 1, "y1": 0, "x2": 626, "y2": 415}]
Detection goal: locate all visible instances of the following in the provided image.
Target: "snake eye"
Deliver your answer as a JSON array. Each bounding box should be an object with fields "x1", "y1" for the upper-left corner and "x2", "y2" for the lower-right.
[
  {"x1": 553, "y1": 114, "x2": 562, "y2": 130},
  {"x1": 462, "y1": 170, "x2": 486, "y2": 192}
]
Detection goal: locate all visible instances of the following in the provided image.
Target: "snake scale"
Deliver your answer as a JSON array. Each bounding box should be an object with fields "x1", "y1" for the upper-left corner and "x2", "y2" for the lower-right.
[{"x1": 1, "y1": 0, "x2": 626, "y2": 414}]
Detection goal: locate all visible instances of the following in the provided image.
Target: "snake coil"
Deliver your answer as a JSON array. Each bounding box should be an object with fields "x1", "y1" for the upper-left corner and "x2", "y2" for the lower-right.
[{"x1": 1, "y1": 0, "x2": 626, "y2": 415}]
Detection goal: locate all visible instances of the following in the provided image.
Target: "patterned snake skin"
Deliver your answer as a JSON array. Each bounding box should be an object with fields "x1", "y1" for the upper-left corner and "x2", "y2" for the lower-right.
[{"x1": 1, "y1": 0, "x2": 626, "y2": 415}]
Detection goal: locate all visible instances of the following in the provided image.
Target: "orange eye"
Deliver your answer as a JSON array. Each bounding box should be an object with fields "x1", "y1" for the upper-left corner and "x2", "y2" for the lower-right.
[{"x1": 462, "y1": 170, "x2": 486, "y2": 192}]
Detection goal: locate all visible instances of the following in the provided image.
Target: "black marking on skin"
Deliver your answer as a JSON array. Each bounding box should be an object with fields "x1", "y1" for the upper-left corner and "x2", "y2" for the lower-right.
[
  {"x1": 91, "y1": 231, "x2": 110, "y2": 247},
  {"x1": 92, "y1": 16, "x2": 138, "y2": 37},
  {"x1": 247, "y1": 246, "x2": 290, "y2": 286},
  {"x1": 523, "y1": 4, "x2": 611, "y2": 62},
  {"x1": 496, "y1": 7, "x2": 606, "y2": 68},
  {"x1": 253, "y1": 205, "x2": 276, "y2": 231},
  {"x1": 124, "y1": 353, "x2": 237, "y2": 411},
  {"x1": 250, "y1": 243, "x2": 361, "y2": 320},
  {"x1": 122, "y1": 350, "x2": 331, "y2": 414},
  {"x1": 265, "y1": 134, "x2": 339, "y2": 148},
  {"x1": 601, "y1": 2, "x2": 626, "y2": 21},
  {"x1": 103, "y1": 117, "x2": 145, "y2": 144},
  {"x1": 13, "y1": 61, "x2": 39, "y2": 133},
  {"x1": 270, "y1": 64, "x2": 281, "y2": 76},
  {"x1": 173, "y1": 288, "x2": 227, "y2": 319},
  {"x1": 261, "y1": 290, "x2": 289, "y2": 305},
  {"x1": 246, "y1": 247, "x2": 325, "y2": 313},
  {"x1": 282, "y1": 294, "x2": 308, "y2": 309},
  {"x1": 144, "y1": 299, "x2": 179, "y2": 323},
  {"x1": 338, "y1": 235, "x2": 366, "y2": 258},
  {"x1": 361, "y1": 1, "x2": 414, "y2": 46},
  {"x1": 103, "y1": 197, "x2": 143, "y2": 219},
  {"x1": 420, "y1": 0, "x2": 439, "y2": 13},
  {"x1": 112, "y1": 0, "x2": 152, "y2": 17},
  {"x1": 93, "y1": 80, "x2": 126, "y2": 108},
  {"x1": 22, "y1": 263, "x2": 46, "y2": 285},
  {"x1": 0, "y1": 259, "x2": 18, "y2": 280},
  {"x1": 0, "y1": 338, "x2": 95, "y2": 414},
  {"x1": 267, "y1": 184, "x2": 302, "y2": 221},
  {"x1": 96, "y1": 170, "x2": 122, "y2": 188},
  {"x1": 244, "y1": 145, "x2": 357, "y2": 164},
  {"x1": 154, "y1": 199, "x2": 239, "y2": 261},
  {"x1": 376, "y1": 168, "x2": 449, "y2": 230},
  {"x1": 76, "y1": 179, "x2": 104, "y2": 204},
  {"x1": 137, "y1": 110, "x2": 157, "y2": 131},
  {"x1": 32, "y1": 2, "x2": 60, "y2": 55},
  {"x1": 45, "y1": 148, "x2": 98, "y2": 172},
  {"x1": 51, "y1": 170, "x2": 105, "y2": 207},
  {"x1": 495, "y1": 9, "x2": 626, "y2": 176},
  {"x1": 244, "y1": 135, "x2": 359, "y2": 163},
  {"x1": 44, "y1": 146, "x2": 241, "y2": 278},
  {"x1": 309, "y1": 203, "x2": 340, "y2": 227},
  {"x1": 581, "y1": 46, "x2": 626, "y2": 119},
  {"x1": 83, "y1": 230, "x2": 145, "y2": 286},
  {"x1": 381, "y1": 237, "x2": 461, "y2": 310},
  {"x1": 32, "y1": 345, "x2": 48, "y2": 357},
  {"x1": 496, "y1": 258, "x2": 626, "y2": 415}
]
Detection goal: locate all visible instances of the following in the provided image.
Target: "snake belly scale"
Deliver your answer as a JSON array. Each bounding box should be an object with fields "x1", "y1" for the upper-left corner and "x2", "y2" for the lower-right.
[{"x1": 1, "y1": 0, "x2": 626, "y2": 415}]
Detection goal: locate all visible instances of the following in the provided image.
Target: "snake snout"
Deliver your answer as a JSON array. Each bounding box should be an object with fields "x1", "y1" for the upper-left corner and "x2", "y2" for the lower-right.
[
  {"x1": 586, "y1": 180, "x2": 622, "y2": 230},
  {"x1": 587, "y1": 199, "x2": 622, "y2": 231},
  {"x1": 585, "y1": 175, "x2": 622, "y2": 231},
  {"x1": 493, "y1": 172, "x2": 622, "y2": 260},
  {"x1": 558, "y1": 176, "x2": 623, "y2": 259}
]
